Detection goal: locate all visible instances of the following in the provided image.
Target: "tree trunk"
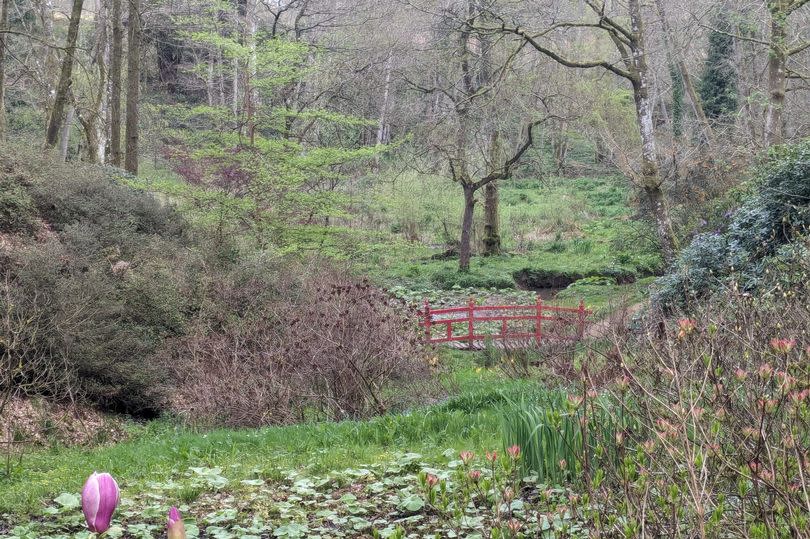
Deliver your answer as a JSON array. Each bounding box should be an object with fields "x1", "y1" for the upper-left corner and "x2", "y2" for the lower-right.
[
  {"x1": 38, "y1": 0, "x2": 57, "y2": 120},
  {"x1": 483, "y1": 182, "x2": 500, "y2": 256},
  {"x1": 376, "y1": 53, "x2": 393, "y2": 146},
  {"x1": 206, "y1": 50, "x2": 215, "y2": 106},
  {"x1": 232, "y1": 57, "x2": 239, "y2": 117},
  {"x1": 109, "y1": 0, "x2": 123, "y2": 165},
  {"x1": 552, "y1": 127, "x2": 568, "y2": 174},
  {"x1": 124, "y1": 0, "x2": 140, "y2": 173},
  {"x1": 765, "y1": 5, "x2": 787, "y2": 146},
  {"x1": 218, "y1": 50, "x2": 226, "y2": 106},
  {"x1": 0, "y1": 0, "x2": 9, "y2": 141},
  {"x1": 58, "y1": 106, "x2": 74, "y2": 161},
  {"x1": 629, "y1": 0, "x2": 675, "y2": 265},
  {"x1": 483, "y1": 130, "x2": 501, "y2": 256},
  {"x1": 459, "y1": 185, "x2": 476, "y2": 272},
  {"x1": 45, "y1": 0, "x2": 84, "y2": 149}
]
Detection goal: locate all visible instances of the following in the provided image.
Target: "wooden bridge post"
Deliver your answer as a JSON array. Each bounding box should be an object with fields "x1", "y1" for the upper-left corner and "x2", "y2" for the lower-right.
[
  {"x1": 577, "y1": 299, "x2": 586, "y2": 340},
  {"x1": 423, "y1": 300, "x2": 432, "y2": 341},
  {"x1": 535, "y1": 296, "x2": 543, "y2": 345},
  {"x1": 467, "y1": 298, "x2": 475, "y2": 350}
]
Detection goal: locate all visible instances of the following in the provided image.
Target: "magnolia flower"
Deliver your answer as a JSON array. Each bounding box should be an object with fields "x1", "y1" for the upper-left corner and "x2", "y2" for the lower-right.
[
  {"x1": 82, "y1": 472, "x2": 120, "y2": 534},
  {"x1": 167, "y1": 507, "x2": 187, "y2": 539}
]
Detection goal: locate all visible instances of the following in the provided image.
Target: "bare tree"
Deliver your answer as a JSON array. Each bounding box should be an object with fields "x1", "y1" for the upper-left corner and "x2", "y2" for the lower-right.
[
  {"x1": 488, "y1": 0, "x2": 677, "y2": 263},
  {"x1": 654, "y1": 0, "x2": 713, "y2": 146},
  {"x1": 44, "y1": 0, "x2": 84, "y2": 149}
]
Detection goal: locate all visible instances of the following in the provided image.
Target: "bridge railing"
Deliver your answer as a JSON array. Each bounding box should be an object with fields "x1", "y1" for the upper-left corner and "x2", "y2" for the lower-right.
[{"x1": 418, "y1": 298, "x2": 591, "y2": 346}]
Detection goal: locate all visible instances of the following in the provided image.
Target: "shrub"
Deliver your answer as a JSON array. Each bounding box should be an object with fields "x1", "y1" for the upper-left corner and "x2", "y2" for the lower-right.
[
  {"x1": 164, "y1": 263, "x2": 429, "y2": 427},
  {"x1": 573, "y1": 256, "x2": 810, "y2": 536},
  {"x1": 0, "y1": 144, "x2": 193, "y2": 415},
  {"x1": 654, "y1": 139, "x2": 810, "y2": 310},
  {"x1": 0, "y1": 178, "x2": 37, "y2": 234}
]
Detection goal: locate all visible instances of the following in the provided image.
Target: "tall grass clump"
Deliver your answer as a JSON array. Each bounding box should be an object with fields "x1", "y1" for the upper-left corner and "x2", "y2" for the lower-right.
[{"x1": 501, "y1": 391, "x2": 632, "y2": 486}]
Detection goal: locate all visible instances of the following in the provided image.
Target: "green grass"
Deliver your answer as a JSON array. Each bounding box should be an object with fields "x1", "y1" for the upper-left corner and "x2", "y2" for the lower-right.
[
  {"x1": 347, "y1": 174, "x2": 660, "y2": 291},
  {"x1": 0, "y1": 365, "x2": 550, "y2": 516}
]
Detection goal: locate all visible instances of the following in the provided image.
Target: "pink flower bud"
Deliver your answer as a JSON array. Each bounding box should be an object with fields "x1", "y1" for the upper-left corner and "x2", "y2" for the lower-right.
[
  {"x1": 677, "y1": 318, "x2": 696, "y2": 338},
  {"x1": 770, "y1": 338, "x2": 796, "y2": 354},
  {"x1": 167, "y1": 506, "x2": 187, "y2": 539},
  {"x1": 81, "y1": 472, "x2": 120, "y2": 534},
  {"x1": 507, "y1": 519, "x2": 522, "y2": 533},
  {"x1": 459, "y1": 450, "x2": 475, "y2": 464},
  {"x1": 507, "y1": 445, "x2": 521, "y2": 459}
]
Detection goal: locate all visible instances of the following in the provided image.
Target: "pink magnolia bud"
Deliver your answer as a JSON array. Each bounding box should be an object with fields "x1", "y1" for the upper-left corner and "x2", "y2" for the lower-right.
[
  {"x1": 167, "y1": 506, "x2": 187, "y2": 539},
  {"x1": 81, "y1": 472, "x2": 120, "y2": 534}
]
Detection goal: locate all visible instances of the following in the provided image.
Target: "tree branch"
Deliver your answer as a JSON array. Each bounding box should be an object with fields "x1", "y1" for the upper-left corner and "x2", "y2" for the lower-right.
[
  {"x1": 472, "y1": 119, "x2": 545, "y2": 189},
  {"x1": 497, "y1": 23, "x2": 633, "y2": 81}
]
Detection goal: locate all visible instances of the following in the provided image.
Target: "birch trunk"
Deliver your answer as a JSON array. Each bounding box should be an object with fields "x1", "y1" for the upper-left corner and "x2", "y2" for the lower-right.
[
  {"x1": 376, "y1": 53, "x2": 393, "y2": 146},
  {"x1": 206, "y1": 50, "x2": 215, "y2": 106},
  {"x1": 629, "y1": 0, "x2": 675, "y2": 265}
]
